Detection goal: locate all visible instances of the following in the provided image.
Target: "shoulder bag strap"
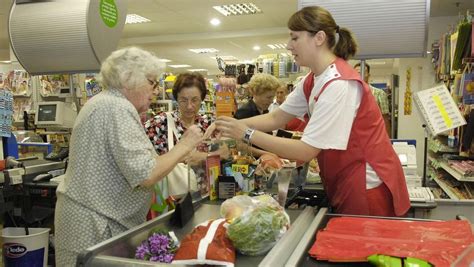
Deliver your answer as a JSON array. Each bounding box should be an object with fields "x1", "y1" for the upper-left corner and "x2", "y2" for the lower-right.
[{"x1": 166, "y1": 112, "x2": 192, "y2": 191}]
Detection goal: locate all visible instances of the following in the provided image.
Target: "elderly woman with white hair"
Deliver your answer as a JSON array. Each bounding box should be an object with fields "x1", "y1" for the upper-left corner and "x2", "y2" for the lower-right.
[{"x1": 54, "y1": 47, "x2": 203, "y2": 266}]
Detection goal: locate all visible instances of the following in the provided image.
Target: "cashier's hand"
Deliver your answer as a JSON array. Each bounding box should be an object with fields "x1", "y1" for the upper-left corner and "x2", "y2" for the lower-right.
[
  {"x1": 203, "y1": 123, "x2": 219, "y2": 140},
  {"x1": 179, "y1": 125, "x2": 204, "y2": 152},
  {"x1": 214, "y1": 116, "x2": 248, "y2": 141}
]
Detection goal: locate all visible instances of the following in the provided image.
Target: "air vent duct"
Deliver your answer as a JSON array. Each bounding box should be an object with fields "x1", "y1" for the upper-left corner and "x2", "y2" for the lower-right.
[{"x1": 9, "y1": 0, "x2": 127, "y2": 74}]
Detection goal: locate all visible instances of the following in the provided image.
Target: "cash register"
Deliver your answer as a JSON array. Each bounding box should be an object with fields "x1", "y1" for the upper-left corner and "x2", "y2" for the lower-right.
[{"x1": 2, "y1": 157, "x2": 65, "y2": 228}]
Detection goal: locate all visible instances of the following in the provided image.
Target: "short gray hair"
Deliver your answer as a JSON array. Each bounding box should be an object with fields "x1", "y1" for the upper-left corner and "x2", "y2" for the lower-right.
[{"x1": 97, "y1": 47, "x2": 164, "y2": 91}]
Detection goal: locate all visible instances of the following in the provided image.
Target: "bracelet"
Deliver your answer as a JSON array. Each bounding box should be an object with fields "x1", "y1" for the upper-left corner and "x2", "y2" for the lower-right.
[{"x1": 243, "y1": 128, "x2": 255, "y2": 143}]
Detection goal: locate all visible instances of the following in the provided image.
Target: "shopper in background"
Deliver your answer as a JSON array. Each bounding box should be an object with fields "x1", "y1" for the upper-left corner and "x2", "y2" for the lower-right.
[
  {"x1": 268, "y1": 83, "x2": 288, "y2": 112},
  {"x1": 234, "y1": 73, "x2": 280, "y2": 119},
  {"x1": 234, "y1": 73, "x2": 280, "y2": 157},
  {"x1": 54, "y1": 47, "x2": 203, "y2": 266},
  {"x1": 208, "y1": 6, "x2": 410, "y2": 217},
  {"x1": 354, "y1": 62, "x2": 391, "y2": 136},
  {"x1": 268, "y1": 83, "x2": 308, "y2": 131},
  {"x1": 145, "y1": 72, "x2": 229, "y2": 165},
  {"x1": 287, "y1": 83, "x2": 294, "y2": 93}
]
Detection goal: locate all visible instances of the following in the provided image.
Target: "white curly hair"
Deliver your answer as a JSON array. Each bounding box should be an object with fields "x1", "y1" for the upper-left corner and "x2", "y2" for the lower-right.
[{"x1": 97, "y1": 47, "x2": 165, "y2": 91}]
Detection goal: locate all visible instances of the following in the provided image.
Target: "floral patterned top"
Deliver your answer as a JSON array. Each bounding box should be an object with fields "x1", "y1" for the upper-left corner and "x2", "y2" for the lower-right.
[{"x1": 144, "y1": 110, "x2": 213, "y2": 155}]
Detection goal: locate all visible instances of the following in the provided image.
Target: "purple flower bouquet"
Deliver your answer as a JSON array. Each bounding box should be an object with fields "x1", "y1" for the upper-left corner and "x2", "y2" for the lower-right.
[{"x1": 135, "y1": 230, "x2": 178, "y2": 263}]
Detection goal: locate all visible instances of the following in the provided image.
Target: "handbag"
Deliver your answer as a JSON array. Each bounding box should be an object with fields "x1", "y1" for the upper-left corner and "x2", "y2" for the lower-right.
[{"x1": 165, "y1": 112, "x2": 198, "y2": 196}]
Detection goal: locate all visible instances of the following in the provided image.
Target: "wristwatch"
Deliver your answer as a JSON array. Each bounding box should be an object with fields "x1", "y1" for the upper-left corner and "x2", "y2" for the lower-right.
[{"x1": 243, "y1": 128, "x2": 255, "y2": 143}]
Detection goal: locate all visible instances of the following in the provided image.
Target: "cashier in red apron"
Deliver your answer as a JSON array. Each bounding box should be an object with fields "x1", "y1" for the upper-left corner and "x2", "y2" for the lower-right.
[{"x1": 209, "y1": 6, "x2": 410, "y2": 217}]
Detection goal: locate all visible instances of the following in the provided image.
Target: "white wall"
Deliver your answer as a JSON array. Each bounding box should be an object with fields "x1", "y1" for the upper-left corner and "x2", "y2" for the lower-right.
[{"x1": 397, "y1": 16, "x2": 460, "y2": 176}]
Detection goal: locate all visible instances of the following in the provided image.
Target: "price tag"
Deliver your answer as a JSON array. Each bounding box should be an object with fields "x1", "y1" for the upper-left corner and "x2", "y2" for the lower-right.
[{"x1": 232, "y1": 164, "x2": 249, "y2": 174}]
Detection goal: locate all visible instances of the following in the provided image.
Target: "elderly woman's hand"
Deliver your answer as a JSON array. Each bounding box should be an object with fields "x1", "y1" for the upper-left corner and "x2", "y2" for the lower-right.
[
  {"x1": 203, "y1": 123, "x2": 220, "y2": 140},
  {"x1": 179, "y1": 125, "x2": 204, "y2": 151},
  {"x1": 214, "y1": 116, "x2": 248, "y2": 141}
]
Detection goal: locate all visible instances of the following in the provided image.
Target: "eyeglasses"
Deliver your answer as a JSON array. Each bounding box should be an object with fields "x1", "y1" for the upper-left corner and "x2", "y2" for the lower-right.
[
  {"x1": 177, "y1": 97, "x2": 201, "y2": 107},
  {"x1": 147, "y1": 78, "x2": 159, "y2": 90}
]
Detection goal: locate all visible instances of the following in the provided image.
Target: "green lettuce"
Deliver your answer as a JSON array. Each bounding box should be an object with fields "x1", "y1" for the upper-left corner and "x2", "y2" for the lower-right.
[{"x1": 227, "y1": 205, "x2": 289, "y2": 256}]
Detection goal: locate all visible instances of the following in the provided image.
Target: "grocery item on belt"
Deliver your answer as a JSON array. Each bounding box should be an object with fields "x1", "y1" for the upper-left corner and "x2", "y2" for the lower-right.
[
  {"x1": 172, "y1": 219, "x2": 236, "y2": 266},
  {"x1": 221, "y1": 195, "x2": 290, "y2": 256}
]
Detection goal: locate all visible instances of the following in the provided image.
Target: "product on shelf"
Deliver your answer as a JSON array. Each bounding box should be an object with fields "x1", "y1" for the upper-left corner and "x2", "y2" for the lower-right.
[{"x1": 39, "y1": 74, "x2": 70, "y2": 97}]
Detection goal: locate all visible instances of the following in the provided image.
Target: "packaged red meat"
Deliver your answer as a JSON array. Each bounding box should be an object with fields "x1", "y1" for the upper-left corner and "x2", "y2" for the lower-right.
[
  {"x1": 172, "y1": 219, "x2": 235, "y2": 266},
  {"x1": 309, "y1": 217, "x2": 474, "y2": 267}
]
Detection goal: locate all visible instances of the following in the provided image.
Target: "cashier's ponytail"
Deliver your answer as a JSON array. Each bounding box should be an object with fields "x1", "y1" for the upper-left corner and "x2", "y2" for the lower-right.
[
  {"x1": 288, "y1": 6, "x2": 358, "y2": 60},
  {"x1": 334, "y1": 26, "x2": 357, "y2": 61}
]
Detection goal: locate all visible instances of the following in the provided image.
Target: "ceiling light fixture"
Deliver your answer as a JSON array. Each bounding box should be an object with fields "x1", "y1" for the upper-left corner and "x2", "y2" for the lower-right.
[
  {"x1": 157, "y1": 58, "x2": 172, "y2": 62},
  {"x1": 213, "y1": 3, "x2": 262, "y2": 16},
  {"x1": 210, "y1": 18, "x2": 221, "y2": 26},
  {"x1": 188, "y1": 68, "x2": 208, "y2": 72},
  {"x1": 253, "y1": 45, "x2": 261, "y2": 51},
  {"x1": 189, "y1": 48, "x2": 219, "y2": 54},
  {"x1": 367, "y1": 60, "x2": 386, "y2": 65},
  {"x1": 125, "y1": 14, "x2": 151, "y2": 24},
  {"x1": 169, "y1": 64, "x2": 191, "y2": 68},
  {"x1": 239, "y1": 59, "x2": 255, "y2": 64},
  {"x1": 267, "y1": 43, "x2": 287, "y2": 50},
  {"x1": 0, "y1": 60, "x2": 11, "y2": 63},
  {"x1": 211, "y1": 55, "x2": 238, "y2": 61}
]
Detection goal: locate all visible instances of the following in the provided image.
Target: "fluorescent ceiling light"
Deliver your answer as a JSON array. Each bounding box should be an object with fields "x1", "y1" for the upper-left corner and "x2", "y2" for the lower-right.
[
  {"x1": 0, "y1": 60, "x2": 11, "y2": 63},
  {"x1": 212, "y1": 55, "x2": 238, "y2": 61},
  {"x1": 125, "y1": 14, "x2": 151, "y2": 24},
  {"x1": 188, "y1": 69, "x2": 208, "y2": 72},
  {"x1": 189, "y1": 48, "x2": 219, "y2": 54},
  {"x1": 158, "y1": 58, "x2": 172, "y2": 62},
  {"x1": 367, "y1": 60, "x2": 386, "y2": 65},
  {"x1": 213, "y1": 3, "x2": 262, "y2": 16},
  {"x1": 267, "y1": 43, "x2": 286, "y2": 50},
  {"x1": 253, "y1": 45, "x2": 261, "y2": 51},
  {"x1": 169, "y1": 64, "x2": 191, "y2": 68},
  {"x1": 210, "y1": 18, "x2": 221, "y2": 26},
  {"x1": 239, "y1": 59, "x2": 255, "y2": 64}
]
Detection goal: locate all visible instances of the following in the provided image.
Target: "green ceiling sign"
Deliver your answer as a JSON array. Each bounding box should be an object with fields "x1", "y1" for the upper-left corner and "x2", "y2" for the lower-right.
[{"x1": 100, "y1": 0, "x2": 118, "y2": 28}]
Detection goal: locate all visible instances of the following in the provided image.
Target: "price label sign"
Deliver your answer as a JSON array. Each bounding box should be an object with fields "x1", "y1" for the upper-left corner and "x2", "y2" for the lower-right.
[{"x1": 232, "y1": 164, "x2": 249, "y2": 174}]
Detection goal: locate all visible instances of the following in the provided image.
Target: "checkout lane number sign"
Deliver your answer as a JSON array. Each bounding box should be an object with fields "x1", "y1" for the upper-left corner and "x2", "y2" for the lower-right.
[{"x1": 100, "y1": 0, "x2": 118, "y2": 28}]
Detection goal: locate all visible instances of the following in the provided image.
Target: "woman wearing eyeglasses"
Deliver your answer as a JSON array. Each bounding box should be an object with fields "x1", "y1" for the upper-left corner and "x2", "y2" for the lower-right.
[
  {"x1": 145, "y1": 72, "x2": 229, "y2": 165},
  {"x1": 54, "y1": 47, "x2": 204, "y2": 266}
]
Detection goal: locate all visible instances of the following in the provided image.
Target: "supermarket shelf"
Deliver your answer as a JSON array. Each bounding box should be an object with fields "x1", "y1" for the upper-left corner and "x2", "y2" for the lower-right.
[
  {"x1": 428, "y1": 146, "x2": 458, "y2": 153},
  {"x1": 433, "y1": 177, "x2": 459, "y2": 200},
  {"x1": 428, "y1": 155, "x2": 436, "y2": 162},
  {"x1": 428, "y1": 138, "x2": 458, "y2": 153},
  {"x1": 439, "y1": 162, "x2": 474, "y2": 182}
]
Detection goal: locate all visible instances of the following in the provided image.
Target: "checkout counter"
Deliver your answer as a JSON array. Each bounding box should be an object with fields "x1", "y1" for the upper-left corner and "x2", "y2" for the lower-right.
[
  {"x1": 75, "y1": 164, "x2": 472, "y2": 267},
  {"x1": 77, "y1": 199, "x2": 321, "y2": 267},
  {"x1": 78, "y1": 201, "x2": 472, "y2": 267}
]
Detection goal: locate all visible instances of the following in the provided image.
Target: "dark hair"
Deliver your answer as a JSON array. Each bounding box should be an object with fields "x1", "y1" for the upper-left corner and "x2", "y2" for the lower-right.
[
  {"x1": 172, "y1": 72, "x2": 207, "y2": 101},
  {"x1": 354, "y1": 62, "x2": 371, "y2": 74},
  {"x1": 287, "y1": 6, "x2": 358, "y2": 60}
]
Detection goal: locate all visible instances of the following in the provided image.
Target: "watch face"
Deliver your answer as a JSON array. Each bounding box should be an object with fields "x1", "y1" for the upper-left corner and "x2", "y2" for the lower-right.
[{"x1": 244, "y1": 128, "x2": 255, "y2": 142}]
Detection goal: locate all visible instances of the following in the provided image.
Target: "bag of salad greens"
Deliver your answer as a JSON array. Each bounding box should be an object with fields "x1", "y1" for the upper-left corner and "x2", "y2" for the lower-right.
[{"x1": 221, "y1": 195, "x2": 290, "y2": 256}]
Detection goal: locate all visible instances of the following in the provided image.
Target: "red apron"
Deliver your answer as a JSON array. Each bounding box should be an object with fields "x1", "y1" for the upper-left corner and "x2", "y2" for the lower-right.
[{"x1": 303, "y1": 58, "x2": 410, "y2": 216}]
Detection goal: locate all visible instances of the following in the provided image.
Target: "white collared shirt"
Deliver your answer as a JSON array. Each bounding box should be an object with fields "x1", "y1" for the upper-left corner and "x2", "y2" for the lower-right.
[
  {"x1": 280, "y1": 64, "x2": 382, "y2": 189},
  {"x1": 268, "y1": 101, "x2": 280, "y2": 113}
]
